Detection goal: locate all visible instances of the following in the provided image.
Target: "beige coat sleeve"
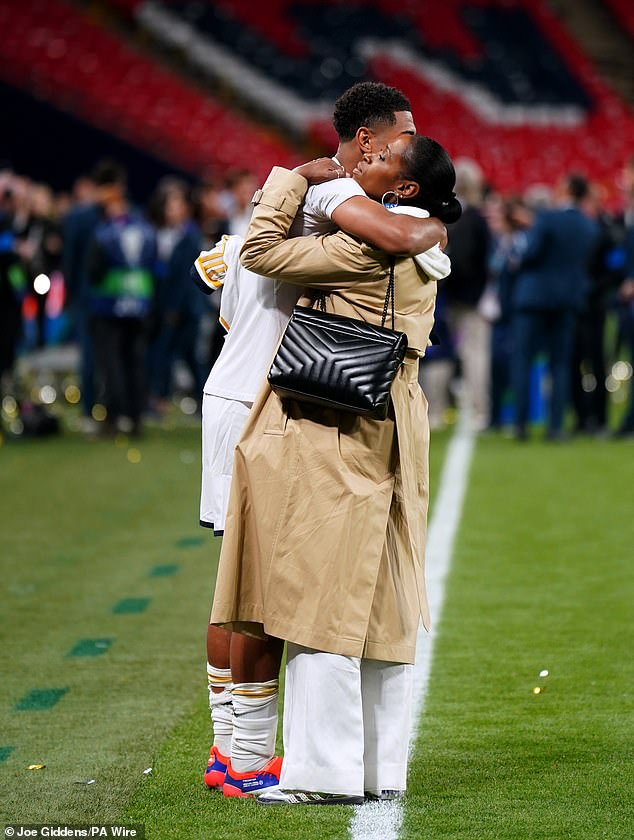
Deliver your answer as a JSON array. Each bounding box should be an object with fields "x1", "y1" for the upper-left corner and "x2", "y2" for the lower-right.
[{"x1": 240, "y1": 167, "x2": 389, "y2": 288}]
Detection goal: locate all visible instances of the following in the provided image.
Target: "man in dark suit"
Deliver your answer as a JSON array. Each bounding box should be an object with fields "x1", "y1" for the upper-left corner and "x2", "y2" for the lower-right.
[
  {"x1": 512, "y1": 174, "x2": 599, "y2": 440},
  {"x1": 0, "y1": 178, "x2": 24, "y2": 392},
  {"x1": 86, "y1": 161, "x2": 157, "y2": 436},
  {"x1": 444, "y1": 159, "x2": 492, "y2": 430},
  {"x1": 148, "y1": 179, "x2": 205, "y2": 414},
  {"x1": 63, "y1": 175, "x2": 102, "y2": 421},
  {"x1": 615, "y1": 157, "x2": 634, "y2": 437}
]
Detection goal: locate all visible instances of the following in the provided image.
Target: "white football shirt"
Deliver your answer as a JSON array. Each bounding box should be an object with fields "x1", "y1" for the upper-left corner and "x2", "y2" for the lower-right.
[{"x1": 200, "y1": 176, "x2": 362, "y2": 401}]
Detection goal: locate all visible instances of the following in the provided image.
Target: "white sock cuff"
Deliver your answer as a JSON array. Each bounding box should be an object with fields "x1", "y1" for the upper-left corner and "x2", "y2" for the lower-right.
[
  {"x1": 230, "y1": 680, "x2": 279, "y2": 774},
  {"x1": 208, "y1": 665, "x2": 233, "y2": 712},
  {"x1": 232, "y1": 679, "x2": 278, "y2": 706},
  {"x1": 208, "y1": 664, "x2": 233, "y2": 688}
]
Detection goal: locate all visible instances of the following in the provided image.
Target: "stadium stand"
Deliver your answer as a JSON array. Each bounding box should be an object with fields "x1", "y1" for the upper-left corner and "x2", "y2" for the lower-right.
[
  {"x1": 0, "y1": 79, "x2": 182, "y2": 197},
  {"x1": 604, "y1": 0, "x2": 634, "y2": 41},
  {"x1": 2, "y1": 0, "x2": 632, "y2": 197},
  {"x1": 149, "y1": 0, "x2": 591, "y2": 109},
  {"x1": 125, "y1": 0, "x2": 634, "y2": 196},
  {"x1": 0, "y1": 0, "x2": 300, "y2": 182}
]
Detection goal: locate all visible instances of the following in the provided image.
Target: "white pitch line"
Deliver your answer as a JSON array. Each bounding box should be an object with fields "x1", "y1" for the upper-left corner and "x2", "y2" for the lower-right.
[{"x1": 350, "y1": 420, "x2": 476, "y2": 840}]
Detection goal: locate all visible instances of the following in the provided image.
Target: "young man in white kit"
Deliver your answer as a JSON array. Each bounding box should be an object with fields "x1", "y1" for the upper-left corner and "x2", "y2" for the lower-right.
[{"x1": 193, "y1": 83, "x2": 450, "y2": 800}]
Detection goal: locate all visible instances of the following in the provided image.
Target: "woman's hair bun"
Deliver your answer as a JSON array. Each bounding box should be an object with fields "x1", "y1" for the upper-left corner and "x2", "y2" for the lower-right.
[
  {"x1": 401, "y1": 137, "x2": 463, "y2": 223},
  {"x1": 437, "y1": 195, "x2": 462, "y2": 224}
]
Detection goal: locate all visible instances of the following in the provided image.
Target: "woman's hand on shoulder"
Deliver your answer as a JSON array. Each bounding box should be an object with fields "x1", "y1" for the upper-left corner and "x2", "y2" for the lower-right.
[{"x1": 293, "y1": 158, "x2": 346, "y2": 186}]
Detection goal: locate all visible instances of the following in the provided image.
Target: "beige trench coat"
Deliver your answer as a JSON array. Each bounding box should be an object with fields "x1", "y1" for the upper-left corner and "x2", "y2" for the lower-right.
[{"x1": 210, "y1": 168, "x2": 438, "y2": 664}]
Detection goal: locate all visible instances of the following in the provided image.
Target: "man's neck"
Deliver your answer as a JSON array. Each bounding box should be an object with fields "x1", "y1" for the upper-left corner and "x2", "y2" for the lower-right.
[{"x1": 334, "y1": 141, "x2": 361, "y2": 174}]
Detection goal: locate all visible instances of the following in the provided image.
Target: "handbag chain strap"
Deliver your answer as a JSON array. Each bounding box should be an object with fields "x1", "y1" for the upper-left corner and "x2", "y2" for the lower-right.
[
  {"x1": 316, "y1": 257, "x2": 397, "y2": 329},
  {"x1": 381, "y1": 257, "x2": 396, "y2": 330}
]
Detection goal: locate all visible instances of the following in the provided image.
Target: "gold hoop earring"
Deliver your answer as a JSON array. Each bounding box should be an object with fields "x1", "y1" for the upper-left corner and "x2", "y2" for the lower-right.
[{"x1": 382, "y1": 191, "x2": 399, "y2": 209}]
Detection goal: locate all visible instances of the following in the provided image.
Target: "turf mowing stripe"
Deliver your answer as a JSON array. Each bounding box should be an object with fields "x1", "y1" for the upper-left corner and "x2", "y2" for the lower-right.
[
  {"x1": 112, "y1": 598, "x2": 151, "y2": 614},
  {"x1": 350, "y1": 420, "x2": 475, "y2": 840},
  {"x1": 175, "y1": 536, "x2": 204, "y2": 548},
  {"x1": 14, "y1": 688, "x2": 69, "y2": 711},
  {"x1": 148, "y1": 564, "x2": 180, "y2": 577},
  {"x1": 0, "y1": 746, "x2": 16, "y2": 762},
  {"x1": 67, "y1": 638, "x2": 114, "y2": 657}
]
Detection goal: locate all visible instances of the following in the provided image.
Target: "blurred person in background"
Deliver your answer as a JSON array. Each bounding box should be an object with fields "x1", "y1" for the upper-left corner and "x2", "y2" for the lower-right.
[
  {"x1": 569, "y1": 183, "x2": 621, "y2": 437},
  {"x1": 614, "y1": 156, "x2": 634, "y2": 438},
  {"x1": 227, "y1": 169, "x2": 259, "y2": 237},
  {"x1": 195, "y1": 177, "x2": 231, "y2": 244},
  {"x1": 86, "y1": 160, "x2": 157, "y2": 436},
  {"x1": 147, "y1": 177, "x2": 205, "y2": 417},
  {"x1": 417, "y1": 285, "x2": 455, "y2": 430},
  {"x1": 444, "y1": 158, "x2": 492, "y2": 430},
  {"x1": 55, "y1": 190, "x2": 72, "y2": 220},
  {"x1": 193, "y1": 178, "x2": 231, "y2": 370},
  {"x1": 486, "y1": 196, "x2": 533, "y2": 431},
  {"x1": 523, "y1": 183, "x2": 554, "y2": 213},
  {"x1": 9, "y1": 175, "x2": 32, "y2": 242},
  {"x1": 0, "y1": 172, "x2": 25, "y2": 395},
  {"x1": 511, "y1": 173, "x2": 598, "y2": 441},
  {"x1": 16, "y1": 183, "x2": 63, "y2": 348},
  {"x1": 63, "y1": 173, "x2": 101, "y2": 423}
]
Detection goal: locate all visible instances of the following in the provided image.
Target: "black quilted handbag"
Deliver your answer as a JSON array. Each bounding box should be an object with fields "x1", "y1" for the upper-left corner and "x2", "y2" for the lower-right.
[{"x1": 268, "y1": 259, "x2": 408, "y2": 420}]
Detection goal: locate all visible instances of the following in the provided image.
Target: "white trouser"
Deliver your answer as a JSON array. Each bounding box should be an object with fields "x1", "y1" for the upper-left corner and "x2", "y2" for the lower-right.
[{"x1": 280, "y1": 643, "x2": 413, "y2": 796}]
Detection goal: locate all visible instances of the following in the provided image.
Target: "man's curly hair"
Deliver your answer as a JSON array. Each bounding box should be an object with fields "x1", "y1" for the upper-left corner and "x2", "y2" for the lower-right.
[{"x1": 332, "y1": 82, "x2": 412, "y2": 142}]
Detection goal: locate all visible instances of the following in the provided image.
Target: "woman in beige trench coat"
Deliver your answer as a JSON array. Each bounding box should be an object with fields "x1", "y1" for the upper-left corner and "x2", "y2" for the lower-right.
[{"x1": 212, "y1": 136, "x2": 462, "y2": 804}]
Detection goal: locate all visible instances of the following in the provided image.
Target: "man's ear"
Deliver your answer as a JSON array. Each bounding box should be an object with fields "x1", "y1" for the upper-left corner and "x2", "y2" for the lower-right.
[
  {"x1": 356, "y1": 126, "x2": 373, "y2": 153},
  {"x1": 397, "y1": 180, "x2": 420, "y2": 200}
]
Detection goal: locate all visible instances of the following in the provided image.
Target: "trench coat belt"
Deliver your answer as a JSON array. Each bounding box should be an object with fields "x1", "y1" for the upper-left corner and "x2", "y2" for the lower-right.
[{"x1": 401, "y1": 353, "x2": 420, "y2": 383}]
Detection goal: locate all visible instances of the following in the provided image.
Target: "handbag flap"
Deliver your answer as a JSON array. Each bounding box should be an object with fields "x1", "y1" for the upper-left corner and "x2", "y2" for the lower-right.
[{"x1": 269, "y1": 305, "x2": 408, "y2": 419}]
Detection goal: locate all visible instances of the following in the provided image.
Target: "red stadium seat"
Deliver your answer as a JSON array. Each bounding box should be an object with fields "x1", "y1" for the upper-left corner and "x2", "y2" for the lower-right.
[
  {"x1": 0, "y1": 0, "x2": 300, "y2": 181},
  {"x1": 130, "y1": 0, "x2": 633, "y2": 199}
]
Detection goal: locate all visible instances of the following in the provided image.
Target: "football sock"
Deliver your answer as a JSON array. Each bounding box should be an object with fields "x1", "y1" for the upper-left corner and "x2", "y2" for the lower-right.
[
  {"x1": 207, "y1": 663, "x2": 233, "y2": 757},
  {"x1": 231, "y1": 679, "x2": 279, "y2": 773}
]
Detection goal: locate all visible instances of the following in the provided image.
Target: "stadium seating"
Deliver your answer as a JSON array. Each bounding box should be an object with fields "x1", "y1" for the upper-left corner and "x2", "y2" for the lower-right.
[
  {"x1": 129, "y1": 0, "x2": 634, "y2": 197},
  {"x1": 0, "y1": 0, "x2": 300, "y2": 182},
  {"x1": 2, "y1": 0, "x2": 632, "y2": 197},
  {"x1": 604, "y1": 0, "x2": 634, "y2": 41},
  {"x1": 157, "y1": 0, "x2": 590, "y2": 109}
]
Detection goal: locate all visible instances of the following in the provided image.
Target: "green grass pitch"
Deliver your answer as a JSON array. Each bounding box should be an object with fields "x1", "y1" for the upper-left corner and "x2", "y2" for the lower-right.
[{"x1": 1, "y1": 425, "x2": 632, "y2": 839}]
